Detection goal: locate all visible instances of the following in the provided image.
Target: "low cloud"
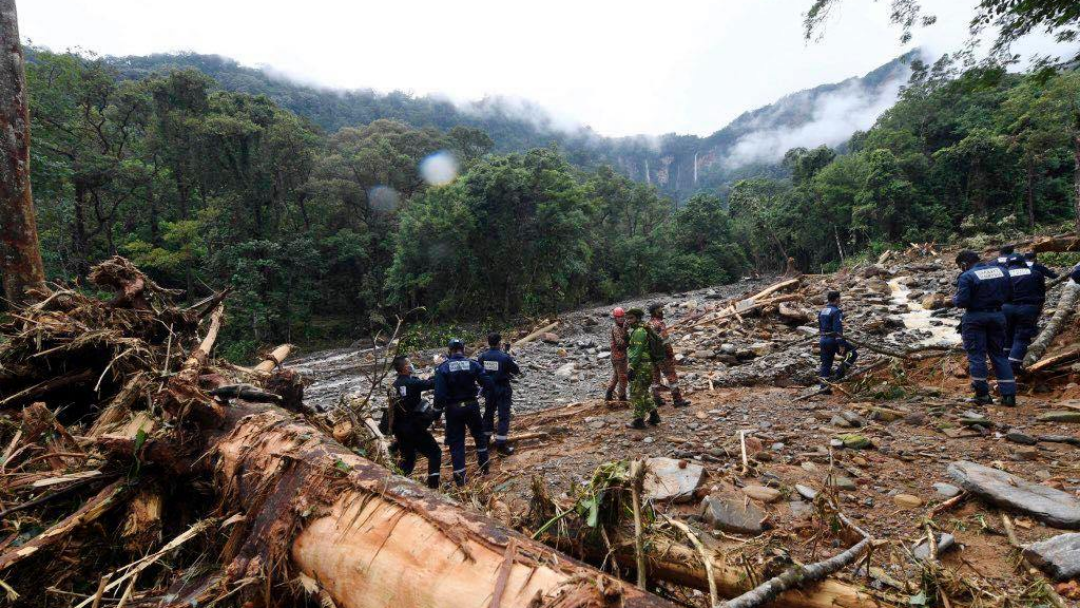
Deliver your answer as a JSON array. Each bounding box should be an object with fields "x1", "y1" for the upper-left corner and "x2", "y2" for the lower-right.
[{"x1": 722, "y1": 68, "x2": 910, "y2": 170}]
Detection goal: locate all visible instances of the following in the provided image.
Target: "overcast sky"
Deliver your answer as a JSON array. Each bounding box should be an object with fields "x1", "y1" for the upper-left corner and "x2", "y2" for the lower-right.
[{"x1": 16, "y1": 0, "x2": 1077, "y2": 137}]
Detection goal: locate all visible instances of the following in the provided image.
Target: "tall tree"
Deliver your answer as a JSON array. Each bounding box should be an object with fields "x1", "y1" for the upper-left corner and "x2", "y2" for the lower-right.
[{"x1": 0, "y1": 0, "x2": 45, "y2": 306}]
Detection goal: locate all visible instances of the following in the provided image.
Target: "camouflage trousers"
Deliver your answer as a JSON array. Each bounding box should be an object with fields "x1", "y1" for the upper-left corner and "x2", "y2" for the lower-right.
[
  {"x1": 651, "y1": 358, "x2": 684, "y2": 401},
  {"x1": 630, "y1": 366, "x2": 657, "y2": 419}
]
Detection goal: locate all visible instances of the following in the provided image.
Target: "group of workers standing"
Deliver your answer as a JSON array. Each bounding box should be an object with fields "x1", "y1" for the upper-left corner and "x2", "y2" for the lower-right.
[
  {"x1": 389, "y1": 333, "x2": 519, "y2": 488},
  {"x1": 605, "y1": 303, "x2": 691, "y2": 428},
  {"x1": 815, "y1": 244, "x2": 1078, "y2": 406},
  {"x1": 386, "y1": 247, "x2": 1078, "y2": 489}
]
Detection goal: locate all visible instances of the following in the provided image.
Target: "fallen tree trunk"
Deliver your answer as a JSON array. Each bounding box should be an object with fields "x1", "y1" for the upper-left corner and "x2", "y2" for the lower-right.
[
  {"x1": 1024, "y1": 281, "x2": 1080, "y2": 367},
  {"x1": 253, "y1": 344, "x2": 292, "y2": 374},
  {"x1": 586, "y1": 535, "x2": 888, "y2": 608},
  {"x1": 514, "y1": 321, "x2": 560, "y2": 348},
  {"x1": 187, "y1": 405, "x2": 677, "y2": 608}
]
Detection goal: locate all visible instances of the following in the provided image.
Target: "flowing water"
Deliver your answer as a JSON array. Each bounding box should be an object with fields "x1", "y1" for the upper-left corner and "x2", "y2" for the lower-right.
[{"x1": 887, "y1": 278, "x2": 961, "y2": 347}]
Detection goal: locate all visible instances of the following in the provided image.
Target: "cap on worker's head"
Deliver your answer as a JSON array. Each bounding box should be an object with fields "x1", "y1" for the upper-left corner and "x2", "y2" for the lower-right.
[
  {"x1": 612, "y1": 307, "x2": 625, "y2": 318},
  {"x1": 955, "y1": 250, "x2": 980, "y2": 268},
  {"x1": 1006, "y1": 253, "x2": 1026, "y2": 267},
  {"x1": 447, "y1": 338, "x2": 465, "y2": 352},
  {"x1": 648, "y1": 302, "x2": 664, "y2": 315},
  {"x1": 1024, "y1": 251, "x2": 1037, "y2": 261},
  {"x1": 1000, "y1": 244, "x2": 1015, "y2": 255},
  {"x1": 626, "y1": 307, "x2": 645, "y2": 319}
]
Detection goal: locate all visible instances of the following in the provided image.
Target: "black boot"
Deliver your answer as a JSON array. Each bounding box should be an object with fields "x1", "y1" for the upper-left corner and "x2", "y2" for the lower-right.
[
  {"x1": 605, "y1": 388, "x2": 615, "y2": 401},
  {"x1": 627, "y1": 418, "x2": 646, "y2": 430},
  {"x1": 1000, "y1": 395, "x2": 1017, "y2": 407},
  {"x1": 968, "y1": 393, "x2": 994, "y2": 406},
  {"x1": 453, "y1": 472, "x2": 467, "y2": 487},
  {"x1": 653, "y1": 395, "x2": 666, "y2": 408},
  {"x1": 496, "y1": 442, "x2": 516, "y2": 456},
  {"x1": 648, "y1": 410, "x2": 661, "y2": 426},
  {"x1": 427, "y1": 474, "x2": 440, "y2": 489}
]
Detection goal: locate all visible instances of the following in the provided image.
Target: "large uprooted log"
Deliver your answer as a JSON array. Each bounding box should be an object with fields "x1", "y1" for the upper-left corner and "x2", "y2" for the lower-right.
[
  {"x1": 1024, "y1": 281, "x2": 1080, "y2": 368},
  {"x1": 0, "y1": 257, "x2": 676, "y2": 608}
]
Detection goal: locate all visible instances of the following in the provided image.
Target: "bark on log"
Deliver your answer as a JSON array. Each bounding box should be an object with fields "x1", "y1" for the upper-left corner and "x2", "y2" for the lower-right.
[
  {"x1": 186, "y1": 405, "x2": 678, "y2": 608},
  {"x1": 1031, "y1": 234, "x2": 1080, "y2": 254},
  {"x1": 0, "y1": 0, "x2": 46, "y2": 307},
  {"x1": 253, "y1": 344, "x2": 292, "y2": 374},
  {"x1": 1024, "y1": 281, "x2": 1080, "y2": 367},
  {"x1": 594, "y1": 536, "x2": 887, "y2": 608},
  {"x1": 514, "y1": 321, "x2": 560, "y2": 348}
]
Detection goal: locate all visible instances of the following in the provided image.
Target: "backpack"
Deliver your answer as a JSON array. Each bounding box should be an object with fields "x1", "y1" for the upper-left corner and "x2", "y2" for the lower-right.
[{"x1": 643, "y1": 325, "x2": 668, "y2": 362}]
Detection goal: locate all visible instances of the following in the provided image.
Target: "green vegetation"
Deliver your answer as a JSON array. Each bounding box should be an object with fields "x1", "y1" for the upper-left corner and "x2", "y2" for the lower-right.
[
  {"x1": 25, "y1": 50, "x2": 746, "y2": 357},
  {"x1": 24, "y1": 46, "x2": 1080, "y2": 358}
]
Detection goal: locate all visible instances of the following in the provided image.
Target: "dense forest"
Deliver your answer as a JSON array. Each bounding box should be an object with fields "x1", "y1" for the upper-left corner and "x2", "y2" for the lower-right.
[
  {"x1": 99, "y1": 50, "x2": 913, "y2": 201},
  {"x1": 21, "y1": 47, "x2": 1080, "y2": 357}
]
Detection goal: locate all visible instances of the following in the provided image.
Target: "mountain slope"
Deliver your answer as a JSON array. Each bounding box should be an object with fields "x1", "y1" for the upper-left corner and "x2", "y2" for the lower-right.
[{"x1": 103, "y1": 51, "x2": 915, "y2": 199}]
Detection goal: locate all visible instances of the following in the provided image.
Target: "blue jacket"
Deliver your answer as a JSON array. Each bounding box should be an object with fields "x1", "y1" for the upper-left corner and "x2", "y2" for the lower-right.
[
  {"x1": 1028, "y1": 261, "x2": 1059, "y2": 280},
  {"x1": 954, "y1": 262, "x2": 1013, "y2": 311},
  {"x1": 1071, "y1": 264, "x2": 1080, "y2": 285},
  {"x1": 434, "y1": 354, "x2": 492, "y2": 407},
  {"x1": 476, "y1": 347, "x2": 520, "y2": 386},
  {"x1": 1006, "y1": 258, "x2": 1051, "y2": 306},
  {"x1": 818, "y1": 304, "x2": 843, "y2": 338}
]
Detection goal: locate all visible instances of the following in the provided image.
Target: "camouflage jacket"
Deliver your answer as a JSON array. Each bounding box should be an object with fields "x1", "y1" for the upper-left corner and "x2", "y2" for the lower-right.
[{"x1": 610, "y1": 323, "x2": 629, "y2": 360}]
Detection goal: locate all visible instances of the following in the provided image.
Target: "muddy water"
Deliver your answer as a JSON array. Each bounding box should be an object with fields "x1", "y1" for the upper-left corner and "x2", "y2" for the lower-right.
[{"x1": 887, "y1": 278, "x2": 961, "y2": 347}]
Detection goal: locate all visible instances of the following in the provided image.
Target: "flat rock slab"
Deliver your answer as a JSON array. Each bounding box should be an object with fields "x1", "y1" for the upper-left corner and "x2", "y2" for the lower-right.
[
  {"x1": 742, "y1": 485, "x2": 782, "y2": 503},
  {"x1": 948, "y1": 461, "x2": 1080, "y2": 529},
  {"x1": 1023, "y1": 533, "x2": 1080, "y2": 581},
  {"x1": 1037, "y1": 412, "x2": 1080, "y2": 423},
  {"x1": 701, "y1": 495, "x2": 765, "y2": 534},
  {"x1": 643, "y1": 457, "x2": 705, "y2": 503}
]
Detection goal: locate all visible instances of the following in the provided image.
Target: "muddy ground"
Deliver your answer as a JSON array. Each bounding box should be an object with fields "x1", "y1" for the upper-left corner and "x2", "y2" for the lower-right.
[{"x1": 293, "y1": 247, "x2": 1080, "y2": 606}]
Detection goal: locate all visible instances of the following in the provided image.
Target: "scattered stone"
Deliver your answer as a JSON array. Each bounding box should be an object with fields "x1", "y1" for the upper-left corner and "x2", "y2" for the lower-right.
[
  {"x1": 893, "y1": 494, "x2": 923, "y2": 509},
  {"x1": 920, "y1": 293, "x2": 947, "y2": 310},
  {"x1": 836, "y1": 433, "x2": 872, "y2": 449},
  {"x1": 643, "y1": 457, "x2": 705, "y2": 503},
  {"x1": 825, "y1": 475, "x2": 857, "y2": 491},
  {"x1": 541, "y1": 332, "x2": 561, "y2": 344},
  {"x1": 933, "y1": 482, "x2": 961, "y2": 498},
  {"x1": 1023, "y1": 533, "x2": 1080, "y2": 581},
  {"x1": 913, "y1": 533, "x2": 956, "y2": 560},
  {"x1": 701, "y1": 495, "x2": 765, "y2": 534},
  {"x1": 830, "y1": 415, "x2": 853, "y2": 428},
  {"x1": 554, "y1": 362, "x2": 577, "y2": 378},
  {"x1": 1037, "y1": 412, "x2": 1080, "y2": 424},
  {"x1": 742, "y1": 485, "x2": 782, "y2": 503},
  {"x1": 948, "y1": 461, "x2": 1080, "y2": 528},
  {"x1": 789, "y1": 500, "x2": 813, "y2": 518},
  {"x1": 795, "y1": 484, "x2": 818, "y2": 501},
  {"x1": 1006, "y1": 432, "x2": 1038, "y2": 446}
]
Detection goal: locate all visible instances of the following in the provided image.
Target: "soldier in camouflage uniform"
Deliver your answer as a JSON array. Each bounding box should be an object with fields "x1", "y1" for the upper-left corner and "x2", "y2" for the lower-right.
[
  {"x1": 626, "y1": 308, "x2": 661, "y2": 429},
  {"x1": 605, "y1": 307, "x2": 629, "y2": 402},
  {"x1": 648, "y1": 303, "x2": 690, "y2": 408}
]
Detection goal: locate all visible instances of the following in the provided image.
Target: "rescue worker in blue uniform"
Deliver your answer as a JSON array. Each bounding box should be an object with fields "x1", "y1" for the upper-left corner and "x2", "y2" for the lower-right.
[
  {"x1": 390, "y1": 355, "x2": 441, "y2": 489},
  {"x1": 1072, "y1": 263, "x2": 1080, "y2": 284},
  {"x1": 1003, "y1": 253, "x2": 1058, "y2": 371},
  {"x1": 818, "y1": 290, "x2": 857, "y2": 392},
  {"x1": 434, "y1": 338, "x2": 494, "y2": 486},
  {"x1": 995, "y1": 245, "x2": 1015, "y2": 267},
  {"x1": 953, "y1": 250, "x2": 1016, "y2": 406},
  {"x1": 477, "y1": 332, "x2": 521, "y2": 456}
]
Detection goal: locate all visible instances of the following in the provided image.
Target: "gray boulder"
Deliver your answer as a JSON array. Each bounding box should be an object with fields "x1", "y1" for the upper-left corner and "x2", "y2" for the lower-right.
[
  {"x1": 701, "y1": 495, "x2": 765, "y2": 535},
  {"x1": 948, "y1": 461, "x2": 1080, "y2": 529},
  {"x1": 1023, "y1": 533, "x2": 1080, "y2": 581}
]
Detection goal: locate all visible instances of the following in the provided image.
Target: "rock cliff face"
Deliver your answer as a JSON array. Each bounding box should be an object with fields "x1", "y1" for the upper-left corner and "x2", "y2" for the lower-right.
[{"x1": 579, "y1": 53, "x2": 914, "y2": 201}]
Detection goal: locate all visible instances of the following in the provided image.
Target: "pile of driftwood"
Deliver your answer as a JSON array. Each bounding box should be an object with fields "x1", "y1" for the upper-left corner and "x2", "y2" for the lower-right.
[{"x1": 0, "y1": 257, "x2": 677, "y2": 608}]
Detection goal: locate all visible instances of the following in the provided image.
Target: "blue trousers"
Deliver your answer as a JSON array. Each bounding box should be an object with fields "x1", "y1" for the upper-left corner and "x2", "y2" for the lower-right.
[
  {"x1": 392, "y1": 417, "x2": 441, "y2": 486},
  {"x1": 444, "y1": 400, "x2": 488, "y2": 484},
  {"x1": 961, "y1": 311, "x2": 1016, "y2": 396},
  {"x1": 819, "y1": 338, "x2": 858, "y2": 382},
  {"x1": 483, "y1": 385, "x2": 513, "y2": 445},
  {"x1": 1003, "y1": 304, "x2": 1040, "y2": 366}
]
